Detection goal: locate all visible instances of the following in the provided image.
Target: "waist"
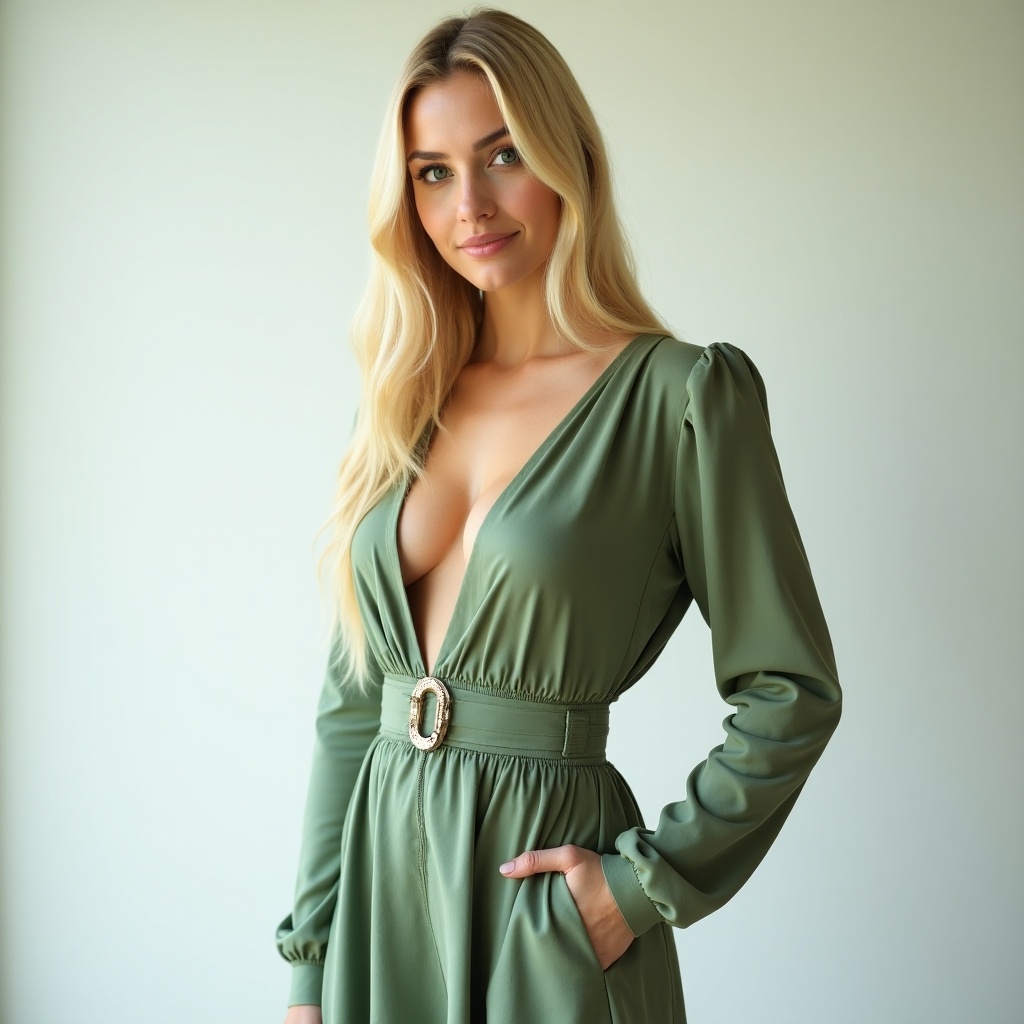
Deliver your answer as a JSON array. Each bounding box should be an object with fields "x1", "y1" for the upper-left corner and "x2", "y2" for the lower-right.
[{"x1": 379, "y1": 672, "x2": 609, "y2": 764}]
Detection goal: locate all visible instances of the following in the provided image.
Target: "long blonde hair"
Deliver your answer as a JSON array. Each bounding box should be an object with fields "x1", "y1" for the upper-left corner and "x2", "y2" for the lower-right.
[{"x1": 319, "y1": 7, "x2": 667, "y2": 688}]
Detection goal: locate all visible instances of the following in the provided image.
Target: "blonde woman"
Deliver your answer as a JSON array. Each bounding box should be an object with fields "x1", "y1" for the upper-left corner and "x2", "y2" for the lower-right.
[{"x1": 275, "y1": 8, "x2": 841, "y2": 1023}]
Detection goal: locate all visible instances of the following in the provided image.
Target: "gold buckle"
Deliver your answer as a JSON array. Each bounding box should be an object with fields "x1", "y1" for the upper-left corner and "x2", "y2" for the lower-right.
[{"x1": 408, "y1": 676, "x2": 452, "y2": 752}]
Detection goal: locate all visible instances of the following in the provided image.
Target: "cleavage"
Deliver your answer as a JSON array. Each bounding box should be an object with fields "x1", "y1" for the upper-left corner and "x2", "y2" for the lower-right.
[
  {"x1": 394, "y1": 339, "x2": 631, "y2": 674},
  {"x1": 396, "y1": 411, "x2": 531, "y2": 676},
  {"x1": 398, "y1": 446, "x2": 507, "y2": 591}
]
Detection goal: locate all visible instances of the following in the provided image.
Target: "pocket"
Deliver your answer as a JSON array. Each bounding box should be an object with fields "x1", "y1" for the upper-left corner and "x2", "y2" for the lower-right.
[
  {"x1": 551, "y1": 869, "x2": 604, "y2": 974},
  {"x1": 488, "y1": 871, "x2": 613, "y2": 1024}
]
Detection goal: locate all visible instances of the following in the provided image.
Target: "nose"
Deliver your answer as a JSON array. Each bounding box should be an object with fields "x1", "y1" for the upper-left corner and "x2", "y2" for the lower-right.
[{"x1": 456, "y1": 170, "x2": 496, "y2": 222}]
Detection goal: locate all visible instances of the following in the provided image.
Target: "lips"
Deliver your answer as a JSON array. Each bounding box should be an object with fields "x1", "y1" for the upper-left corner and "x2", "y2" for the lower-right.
[
  {"x1": 460, "y1": 231, "x2": 517, "y2": 247},
  {"x1": 458, "y1": 231, "x2": 518, "y2": 258}
]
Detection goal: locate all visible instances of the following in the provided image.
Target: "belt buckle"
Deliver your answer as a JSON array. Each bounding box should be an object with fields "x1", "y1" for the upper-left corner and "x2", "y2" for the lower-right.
[{"x1": 408, "y1": 676, "x2": 452, "y2": 752}]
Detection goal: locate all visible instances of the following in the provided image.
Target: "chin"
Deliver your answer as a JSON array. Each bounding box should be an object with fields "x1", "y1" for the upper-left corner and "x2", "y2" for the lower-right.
[{"x1": 455, "y1": 260, "x2": 546, "y2": 295}]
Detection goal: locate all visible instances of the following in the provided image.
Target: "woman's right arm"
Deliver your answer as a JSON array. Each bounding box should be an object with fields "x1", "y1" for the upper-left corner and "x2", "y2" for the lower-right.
[{"x1": 274, "y1": 631, "x2": 384, "y2": 1010}]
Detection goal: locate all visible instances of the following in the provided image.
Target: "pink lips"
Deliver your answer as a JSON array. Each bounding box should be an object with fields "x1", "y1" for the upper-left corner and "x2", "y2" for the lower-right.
[{"x1": 459, "y1": 231, "x2": 518, "y2": 257}]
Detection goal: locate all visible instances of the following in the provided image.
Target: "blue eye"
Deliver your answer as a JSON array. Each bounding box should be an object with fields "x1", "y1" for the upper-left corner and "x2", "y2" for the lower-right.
[{"x1": 494, "y1": 147, "x2": 520, "y2": 166}]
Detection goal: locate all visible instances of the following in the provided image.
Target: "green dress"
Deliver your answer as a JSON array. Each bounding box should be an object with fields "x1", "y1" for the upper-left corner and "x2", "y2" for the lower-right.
[{"x1": 274, "y1": 335, "x2": 842, "y2": 1023}]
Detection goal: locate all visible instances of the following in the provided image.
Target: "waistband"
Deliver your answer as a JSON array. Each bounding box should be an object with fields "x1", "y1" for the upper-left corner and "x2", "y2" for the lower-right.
[{"x1": 379, "y1": 672, "x2": 609, "y2": 763}]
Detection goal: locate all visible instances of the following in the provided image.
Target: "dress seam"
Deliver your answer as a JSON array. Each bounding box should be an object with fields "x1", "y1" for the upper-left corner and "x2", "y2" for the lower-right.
[
  {"x1": 415, "y1": 752, "x2": 451, "y2": 998},
  {"x1": 668, "y1": 346, "x2": 707, "y2": 567},
  {"x1": 374, "y1": 733, "x2": 610, "y2": 768},
  {"x1": 612, "y1": 354, "x2": 700, "y2": 684},
  {"x1": 612, "y1": 514, "x2": 676, "y2": 686},
  {"x1": 426, "y1": 673, "x2": 612, "y2": 705}
]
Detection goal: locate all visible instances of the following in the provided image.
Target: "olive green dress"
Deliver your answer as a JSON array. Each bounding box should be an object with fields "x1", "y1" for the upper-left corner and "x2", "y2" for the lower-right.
[{"x1": 274, "y1": 335, "x2": 842, "y2": 1023}]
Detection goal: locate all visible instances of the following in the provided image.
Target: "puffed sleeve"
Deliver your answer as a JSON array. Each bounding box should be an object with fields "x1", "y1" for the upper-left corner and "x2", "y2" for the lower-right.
[
  {"x1": 600, "y1": 341, "x2": 842, "y2": 936},
  {"x1": 274, "y1": 631, "x2": 383, "y2": 1006}
]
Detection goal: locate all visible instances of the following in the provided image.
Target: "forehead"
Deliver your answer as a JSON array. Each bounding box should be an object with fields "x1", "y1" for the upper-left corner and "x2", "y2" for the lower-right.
[{"x1": 404, "y1": 71, "x2": 503, "y2": 152}]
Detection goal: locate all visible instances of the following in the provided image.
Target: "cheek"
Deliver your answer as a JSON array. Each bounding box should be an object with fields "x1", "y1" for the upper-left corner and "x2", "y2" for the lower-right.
[
  {"x1": 414, "y1": 192, "x2": 447, "y2": 246},
  {"x1": 509, "y1": 180, "x2": 561, "y2": 238}
]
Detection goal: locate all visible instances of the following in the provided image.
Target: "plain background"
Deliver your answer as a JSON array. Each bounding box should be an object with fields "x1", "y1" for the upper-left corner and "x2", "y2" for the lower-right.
[{"x1": 1, "y1": 1, "x2": 1021, "y2": 1022}]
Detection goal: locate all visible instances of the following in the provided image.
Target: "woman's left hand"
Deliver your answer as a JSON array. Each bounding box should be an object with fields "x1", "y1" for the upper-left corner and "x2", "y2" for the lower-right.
[{"x1": 499, "y1": 845, "x2": 635, "y2": 970}]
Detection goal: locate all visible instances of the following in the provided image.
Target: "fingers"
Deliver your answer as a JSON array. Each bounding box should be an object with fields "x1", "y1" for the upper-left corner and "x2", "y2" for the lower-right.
[{"x1": 498, "y1": 844, "x2": 578, "y2": 877}]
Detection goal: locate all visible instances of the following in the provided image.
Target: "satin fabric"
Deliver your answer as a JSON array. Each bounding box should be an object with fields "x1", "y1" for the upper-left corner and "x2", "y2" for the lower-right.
[{"x1": 275, "y1": 334, "x2": 841, "y2": 1022}]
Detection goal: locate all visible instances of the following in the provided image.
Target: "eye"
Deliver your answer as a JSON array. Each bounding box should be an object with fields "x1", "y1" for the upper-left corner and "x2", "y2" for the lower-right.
[
  {"x1": 415, "y1": 164, "x2": 451, "y2": 184},
  {"x1": 493, "y1": 146, "x2": 520, "y2": 166}
]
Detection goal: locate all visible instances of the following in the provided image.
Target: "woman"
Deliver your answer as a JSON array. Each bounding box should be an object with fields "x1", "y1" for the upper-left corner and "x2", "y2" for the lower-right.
[{"x1": 275, "y1": 8, "x2": 842, "y2": 1023}]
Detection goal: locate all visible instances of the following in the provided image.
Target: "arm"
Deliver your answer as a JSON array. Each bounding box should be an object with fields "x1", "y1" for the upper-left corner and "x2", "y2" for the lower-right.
[
  {"x1": 600, "y1": 341, "x2": 843, "y2": 935},
  {"x1": 274, "y1": 632, "x2": 383, "y2": 1005}
]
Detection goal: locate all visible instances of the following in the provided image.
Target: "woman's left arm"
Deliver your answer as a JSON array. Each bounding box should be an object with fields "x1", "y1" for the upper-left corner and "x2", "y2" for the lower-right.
[
  {"x1": 502, "y1": 342, "x2": 842, "y2": 957},
  {"x1": 600, "y1": 341, "x2": 843, "y2": 937}
]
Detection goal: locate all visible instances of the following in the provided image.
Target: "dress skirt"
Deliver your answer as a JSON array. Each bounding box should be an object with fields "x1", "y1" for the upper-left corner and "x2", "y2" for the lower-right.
[{"x1": 324, "y1": 674, "x2": 686, "y2": 1024}]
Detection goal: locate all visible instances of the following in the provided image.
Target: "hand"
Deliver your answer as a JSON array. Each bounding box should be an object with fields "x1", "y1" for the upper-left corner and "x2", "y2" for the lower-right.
[
  {"x1": 283, "y1": 1005, "x2": 322, "y2": 1024},
  {"x1": 499, "y1": 844, "x2": 635, "y2": 970}
]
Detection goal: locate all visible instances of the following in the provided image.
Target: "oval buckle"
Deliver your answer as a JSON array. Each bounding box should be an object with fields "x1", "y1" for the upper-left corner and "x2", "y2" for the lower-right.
[{"x1": 408, "y1": 676, "x2": 452, "y2": 752}]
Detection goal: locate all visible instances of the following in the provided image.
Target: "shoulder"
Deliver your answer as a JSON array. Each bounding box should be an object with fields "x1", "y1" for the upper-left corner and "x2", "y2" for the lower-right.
[
  {"x1": 642, "y1": 333, "x2": 706, "y2": 381},
  {"x1": 645, "y1": 336, "x2": 761, "y2": 385},
  {"x1": 636, "y1": 336, "x2": 771, "y2": 437},
  {"x1": 640, "y1": 335, "x2": 762, "y2": 405}
]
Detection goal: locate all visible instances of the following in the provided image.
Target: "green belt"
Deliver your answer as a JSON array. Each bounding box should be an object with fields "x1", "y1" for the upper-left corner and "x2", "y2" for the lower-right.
[{"x1": 379, "y1": 672, "x2": 610, "y2": 763}]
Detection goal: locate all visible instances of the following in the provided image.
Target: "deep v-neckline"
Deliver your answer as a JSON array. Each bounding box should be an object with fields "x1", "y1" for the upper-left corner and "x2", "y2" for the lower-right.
[{"x1": 387, "y1": 333, "x2": 656, "y2": 678}]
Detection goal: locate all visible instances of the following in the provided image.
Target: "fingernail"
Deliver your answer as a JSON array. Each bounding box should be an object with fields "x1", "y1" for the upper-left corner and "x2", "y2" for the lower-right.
[{"x1": 499, "y1": 861, "x2": 515, "y2": 874}]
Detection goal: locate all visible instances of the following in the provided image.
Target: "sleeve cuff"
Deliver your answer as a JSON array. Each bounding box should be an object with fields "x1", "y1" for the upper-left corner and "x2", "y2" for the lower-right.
[
  {"x1": 288, "y1": 962, "x2": 325, "y2": 1007},
  {"x1": 601, "y1": 852, "x2": 666, "y2": 936}
]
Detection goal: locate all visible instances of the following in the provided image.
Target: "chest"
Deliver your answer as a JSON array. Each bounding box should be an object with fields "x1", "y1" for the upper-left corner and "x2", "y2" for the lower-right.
[
  {"x1": 396, "y1": 346, "x2": 631, "y2": 587},
  {"x1": 346, "y1": 332, "x2": 687, "y2": 680}
]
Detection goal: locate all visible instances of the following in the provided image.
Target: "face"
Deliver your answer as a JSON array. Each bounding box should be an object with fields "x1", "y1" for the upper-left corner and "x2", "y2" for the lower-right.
[{"x1": 404, "y1": 71, "x2": 562, "y2": 294}]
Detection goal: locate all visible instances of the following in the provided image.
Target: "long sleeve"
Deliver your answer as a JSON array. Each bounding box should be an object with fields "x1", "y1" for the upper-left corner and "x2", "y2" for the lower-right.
[
  {"x1": 274, "y1": 632, "x2": 384, "y2": 1006},
  {"x1": 600, "y1": 341, "x2": 843, "y2": 936}
]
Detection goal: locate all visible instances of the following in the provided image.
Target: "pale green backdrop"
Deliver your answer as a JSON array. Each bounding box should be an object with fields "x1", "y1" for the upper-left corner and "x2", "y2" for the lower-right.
[{"x1": 1, "y1": 2, "x2": 1021, "y2": 1022}]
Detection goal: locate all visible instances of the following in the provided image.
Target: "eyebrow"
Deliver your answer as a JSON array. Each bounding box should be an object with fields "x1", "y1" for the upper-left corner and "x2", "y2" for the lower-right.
[{"x1": 406, "y1": 125, "x2": 511, "y2": 163}]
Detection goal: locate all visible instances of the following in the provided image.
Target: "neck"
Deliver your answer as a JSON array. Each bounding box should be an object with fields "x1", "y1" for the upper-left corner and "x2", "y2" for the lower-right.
[{"x1": 472, "y1": 267, "x2": 565, "y2": 366}]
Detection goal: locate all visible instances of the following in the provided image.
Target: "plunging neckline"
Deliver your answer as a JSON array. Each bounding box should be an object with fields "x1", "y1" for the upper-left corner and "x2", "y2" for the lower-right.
[{"x1": 386, "y1": 332, "x2": 657, "y2": 678}]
